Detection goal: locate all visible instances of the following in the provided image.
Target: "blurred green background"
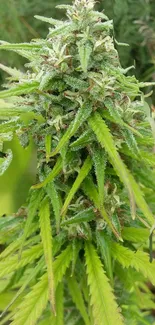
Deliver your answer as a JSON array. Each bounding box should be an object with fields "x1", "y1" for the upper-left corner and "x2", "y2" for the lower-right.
[{"x1": 0, "y1": 0, "x2": 155, "y2": 215}]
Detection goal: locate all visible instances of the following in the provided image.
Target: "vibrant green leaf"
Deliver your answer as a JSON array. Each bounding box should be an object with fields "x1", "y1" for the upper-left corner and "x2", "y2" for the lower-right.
[
  {"x1": 50, "y1": 101, "x2": 92, "y2": 157},
  {"x1": 0, "y1": 81, "x2": 39, "y2": 99},
  {"x1": 0, "y1": 243, "x2": 43, "y2": 277},
  {"x1": 122, "y1": 227, "x2": 149, "y2": 243},
  {"x1": 0, "y1": 257, "x2": 44, "y2": 318},
  {"x1": 61, "y1": 156, "x2": 92, "y2": 217},
  {"x1": 0, "y1": 149, "x2": 13, "y2": 176},
  {"x1": 89, "y1": 112, "x2": 154, "y2": 225},
  {"x1": 34, "y1": 15, "x2": 62, "y2": 26},
  {"x1": 10, "y1": 245, "x2": 72, "y2": 325},
  {"x1": 45, "y1": 134, "x2": 51, "y2": 163},
  {"x1": 82, "y1": 177, "x2": 123, "y2": 241},
  {"x1": 67, "y1": 275, "x2": 91, "y2": 325},
  {"x1": 46, "y1": 182, "x2": 61, "y2": 233},
  {"x1": 19, "y1": 189, "x2": 44, "y2": 257},
  {"x1": 39, "y1": 197, "x2": 55, "y2": 314},
  {"x1": 50, "y1": 283, "x2": 64, "y2": 325},
  {"x1": 0, "y1": 42, "x2": 41, "y2": 50},
  {"x1": 111, "y1": 242, "x2": 155, "y2": 284},
  {"x1": 92, "y1": 147, "x2": 106, "y2": 208},
  {"x1": 32, "y1": 157, "x2": 62, "y2": 189},
  {"x1": 96, "y1": 231, "x2": 113, "y2": 284},
  {"x1": 0, "y1": 63, "x2": 23, "y2": 79},
  {"x1": 48, "y1": 24, "x2": 76, "y2": 37},
  {"x1": 61, "y1": 207, "x2": 95, "y2": 226},
  {"x1": 85, "y1": 242, "x2": 124, "y2": 325},
  {"x1": 77, "y1": 41, "x2": 92, "y2": 73},
  {"x1": 70, "y1": 129, "x2": 95, "y2": 151},
  {"x1": 64, "y1": 75, "x2": 89, "y2": 90}
]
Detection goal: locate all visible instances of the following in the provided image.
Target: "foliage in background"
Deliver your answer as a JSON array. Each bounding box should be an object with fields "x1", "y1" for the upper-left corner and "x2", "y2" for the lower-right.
[
  {"x1": 0, "y1": 0, "x2": 155, "y2": 324},
  {"x1": 0, "y1": 0, "x2": 70, "y2": 71},
  {"x1": 104, "y1": 0, "x2": 155, "y2": 105}
]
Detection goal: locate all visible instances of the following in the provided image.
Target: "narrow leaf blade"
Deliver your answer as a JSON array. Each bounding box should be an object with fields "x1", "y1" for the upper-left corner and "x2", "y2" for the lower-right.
[
  {"x1": 67, "y1": 275, "x2": 91, "y2": 325},
  {"x1": 39, "y1": 197, "x2": 55, "y2": 314},
  {"x1": 85, "y1": 242, "x2": 124, "y2": 325},
  {"x1": 89, "y1": 112, "x2": 154, "y2": 225},
  {"x1": 50, "y1": 101, "x2": 92, "y2": 157},
  {"x1": 61, "y1": 156, "x2": 92, "y2": 217}
]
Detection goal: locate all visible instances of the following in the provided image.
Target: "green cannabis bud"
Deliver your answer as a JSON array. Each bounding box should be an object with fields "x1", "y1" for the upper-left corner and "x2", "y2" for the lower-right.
[{"x1": 0, "y1": 1, "x2": 155, "y2": 324}]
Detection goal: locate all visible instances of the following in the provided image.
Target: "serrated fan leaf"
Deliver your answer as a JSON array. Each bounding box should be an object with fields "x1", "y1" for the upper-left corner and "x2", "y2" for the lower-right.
[
  {"x1": 0, "y1": 132, "x2": 13, "y2": 144},
  {"x1": 121, "y1": 128, "x2": 139, "y2": 154},
  {"x1": 48, "y1": 24, "x2": 75, "y2": 37},
  {"x1": 85, "y1": 242, "x2": 124, "y2": 325},
  {"x1": 93, "y1": 11, "x2": 109, "y2": 21},
  {"x1": 61, "y1": 156, "x2": 92, "y2": 217},
  {"x1": 50, "y1": 101, "x2": 92, "y2": 157},
  {"x1": 70, "y1": 129, "x2": 95, "y2": 151},
  {"x1": 88, "y1": 112, "x2": 154, "y2": 225},
  {"x1": 61, "y1": 207, "x2": 95, "y2": 226},
  {"x1": 0, "y1": 63, "x2": 23, "y2": 79},
  {"x1": 0, "y1": 43, "x2": 41, "y2": 50},
  {"x1": 45, "y1": 134, "x2": 51, "y2": 163},
  {"x1": 56, "y1": 4, "x2": 73, "y2": 9},
  {"x1": 50, "y1": 283, "x2": 64, "y2": 325},
  {"x1": 133, "y1": 165, "x2": 155, "y2": 190},
  {"x1": 0, "y1": 149, "x2": 12, "y2": 175},
  {"x1": 93, "y1": 20, "x2": 113, "y2": 31},
  {"x1": 0, "y1": 42, "x2": 37, "y2": 60},
  {"x1": 110, "y1": 242, "x2": 134, "y2": 268},
  {"x1": 10, "y1": 245, "x2": 72, "y2": 325},
  {"x1": 140, "y1": 150, "x2": 155, "y2": 167},
  {"x1": 82, "y1": 176, "x2": 100, "y2": 207},
  {"x1": 104, "y1": 98, "x2": 123, "y2": 125},
  {"x1": 38, "y1": 283, "x2": 64, "y2": 325},
  {"x1": 10, "y1": 273, "x2": 48, "y2": 325},
  {"x1": 82, "y1": 177, "x2": 123, "y2": 241},
  {"x1": 92, "y1": 147, "x2": 106, "y2": 208},
  {"x1": 34, "y1": 15, "x2": 62, "y2": 26},
  {"x1": 0, "y1": 243, "x2": 43, "y2": 277},
  {"x1": 0, "y1": 81, "x2": 39, "y2": 99},
  {"x1": 64, "y1": 75, "x2": 89, "y2": 90},
  {"x1": 32, "y1": 156, "x2": 62, "y2": 189},
  {"x1": 39, "y1": 197, "x2": 55, "y2": 314},
  {"x1": 53, "y1": 244, "x2": 72, "y2": 284},
  {"x1": 0, "y1": 257, "x2": 45, "y2": 318},
  {"x1": 46, "y1": 182, "x2": 61, "y2": 233},
  {"x1": 122, "y1": 227, "x2": 149, "y2": 243},
  {"x1": 77, "y1": 41, "x2": 92, "y2": 73},
  {"x1": 71, "y1": 239, "x2": 81, "y2": 276},
  {"x1": 19, "y1": 189, "x2": 44, "y2": 257},
  {"x1": 131, "y1": 250, "x2": 155, "y2": 285},
  {"x1": 0, "y1": 106, "x2": 32, "y2": 119},
  {"x1": 38, "y1": 318, "x2": 53, "y2": 325},
  {"x1": 111, "y1": 242, "x2": 155, "y2": 284},
  {"x1": 0, "y1": 223, "x2": 38, "y2": 260},
  {"x1": 96, "y1": 232, "x2": 113, "y2": 284},
  {"x1": 67, "y1": 275, "x2": 91, "y2": 325},
  {"x1": 0, "y1": 119, "x2": 19, "y2": 133},
  {"x1": 100, "y1": 109, "x2": 143, "y2": 138}
]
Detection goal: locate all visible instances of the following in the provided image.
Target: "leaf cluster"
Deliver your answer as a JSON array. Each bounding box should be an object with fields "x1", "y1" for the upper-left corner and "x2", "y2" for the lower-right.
[{"x1": 0, "y1": 1, "x2": 155, "y2": 324}]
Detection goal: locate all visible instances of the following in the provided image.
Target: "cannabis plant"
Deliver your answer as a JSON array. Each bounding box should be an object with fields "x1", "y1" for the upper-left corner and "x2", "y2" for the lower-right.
[{"x1": 1, "y1": 0, "x2": 155, "y2": 324}]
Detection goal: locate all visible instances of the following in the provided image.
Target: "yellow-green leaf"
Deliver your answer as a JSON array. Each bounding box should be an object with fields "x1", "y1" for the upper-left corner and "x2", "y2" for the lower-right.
[
  {"x1": 67, "y1": 275, "x2": 91, "y2": 325},
  {"x1": 61, "y1": 156, "x2": 92, "y2": 217},
  {"x1": 32, "y1": 156, "x2": 62, "y2": 189},
  {"x1": 39, "y1": 197, "x2": 55, "y2": 314},
  {"x1": 89, "y1": 112, "x2": 154, "y2": 225},
  {"x1": 85, "y1": 242, "x2": 124, "y2": 325}
]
